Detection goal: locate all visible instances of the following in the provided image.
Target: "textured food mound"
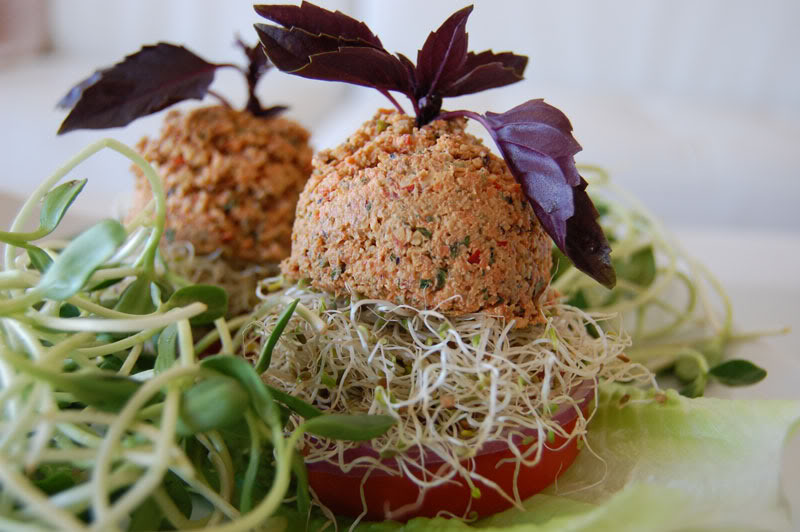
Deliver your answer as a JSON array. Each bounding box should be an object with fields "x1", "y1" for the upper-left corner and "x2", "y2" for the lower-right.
[
  {"x1": 130, "y1": 105, "x2": 312, "y2": 265},
  {"x1": 282, "y1": 110, "x2": 552, "y2": 326}
]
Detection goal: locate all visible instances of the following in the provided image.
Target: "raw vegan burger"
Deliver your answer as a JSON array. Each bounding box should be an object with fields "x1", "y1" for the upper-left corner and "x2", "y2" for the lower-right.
[
  {"x1": 58, "y1": 39, "x2": 312, "y2": 315},
  {"x1": 130, "y1": 103, "x2": 311, "y2": 315},
  {"x1": 282, "y1": 111, "x2": 552, "y2": 328},
  {"x1": 247, "y1": 2, "x2": 651, "y2": 522}
]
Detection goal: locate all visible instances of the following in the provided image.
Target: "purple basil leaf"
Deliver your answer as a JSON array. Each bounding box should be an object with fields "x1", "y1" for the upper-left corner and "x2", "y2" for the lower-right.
[
  {"x1": 57, "y1": 43, "x2": 221, "y2": 134},
  {"x1": 253, "y1": 2, "x2": 527, "y2": 124},
  {"x1": 565, "y1": 179, "x2": 615, "y2": 288},
  {"x1": 441, "y1": 50, "x2": 527, "y2": 97},
  {"x1": 254, "y1": 1, "x2": 383, "y2": 48},
  {"x1": 415, "y1": 6, "x2": 472, "y2": 100},
  {"x1": 255, "y1": 24, "x2": 411, "y2": 94},
  {"x1": 462, "y1": 50, "x2": 528, "y2": 78},
  {"x1": 501, "y1": 142, "x2": 576, "y2": 247},
  {"x1": 486, "y1": 122, "x2": 582, "y2": 168},
  {"x1": 295, "y1": 47, "x2": 411, "y2": 93},
  {"x1": 56, "y1": 71, "x2": 102, "y2": 110},
  {"x1": 484, "y1": 100, "x2": 575, "y2": 145},
  {"x1": 254, "y1": 24, "x2": 341, "y2": 72},
  {"x1": 446, "y1": 99, "x2": 615, "y2": 287}
]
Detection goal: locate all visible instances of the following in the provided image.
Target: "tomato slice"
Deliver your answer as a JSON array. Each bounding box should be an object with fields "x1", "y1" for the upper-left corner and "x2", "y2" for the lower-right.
[{"x1": 306, "y1": 382, "x2": 593, "y2": 522}]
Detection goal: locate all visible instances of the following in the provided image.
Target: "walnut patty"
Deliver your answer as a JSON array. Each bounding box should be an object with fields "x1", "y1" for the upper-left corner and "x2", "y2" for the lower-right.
[
  {"x1": 282, "y1": 110, "x2": 552, "y2": 326},
  {"x1": 130, "y1": 105, "x2": 312, "y2": 265}
]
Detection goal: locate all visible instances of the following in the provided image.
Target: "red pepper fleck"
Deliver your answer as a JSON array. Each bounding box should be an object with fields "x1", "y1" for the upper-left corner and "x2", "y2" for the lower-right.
[
  {"x1": 492, "y1": 181, "x2": 502, "y2": 190},
  {"x1": 467, "y1": 249, "x2": 481, "y2": 264},
  {"x1": 172, "y1": 155, "x2": 184, "y2": 167},
  {"x1": 497, "y1": 240, "x2": 508, "y2": 247},
  {"x1": 403, "y1": 184, "x2": 415, "y2": 193}
]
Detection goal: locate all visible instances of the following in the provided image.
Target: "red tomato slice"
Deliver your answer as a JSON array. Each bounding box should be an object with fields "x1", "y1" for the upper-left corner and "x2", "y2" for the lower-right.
[{"x1": 306, "y1": 381, "x2": 594, "y2": 522}]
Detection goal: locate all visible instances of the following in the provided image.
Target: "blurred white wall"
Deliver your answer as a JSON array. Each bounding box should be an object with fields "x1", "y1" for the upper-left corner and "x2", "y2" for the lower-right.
[
  {"x1": 1, "y1": 0, "x2": 798, "y2": 231},
  {"x1": 43, "y1": 0, "x2": 800, "y2": 116}
]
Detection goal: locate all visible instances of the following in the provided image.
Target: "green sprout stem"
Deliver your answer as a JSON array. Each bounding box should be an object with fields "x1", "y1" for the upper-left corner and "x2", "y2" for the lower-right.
[
  {"x1": 177, "y1": 319, "x2": 195, "y2": 366},
  {"x1": 2, "y1": 138, "x2": 166, "y2": 277},
  {"x1": 30, "y1": 303, "x2": 206, "y2": 333}
]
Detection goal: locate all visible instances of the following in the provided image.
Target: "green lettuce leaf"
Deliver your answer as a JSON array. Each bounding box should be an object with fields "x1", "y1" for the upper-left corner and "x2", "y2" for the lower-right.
[{"x1": 279, "y1": 383, "x2": 800, "y2": 532}]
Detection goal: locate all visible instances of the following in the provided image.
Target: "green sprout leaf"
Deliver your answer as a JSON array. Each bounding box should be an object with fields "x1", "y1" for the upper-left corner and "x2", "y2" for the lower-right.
[
  {"x1": 164, "y1": 285, "x2": 228, "y2": 325},
  {"x1": 32, "y1": 464, "x2": 83, "y2": 495},
  {"x1": 202, "y1": 354, "x2": 322, "y2": 421},
  {"x1": 673, "y1": 347, "x2": 708, "y2": 384},
  {"x1": 61, "y1": 373, "x2": 143, "y2": 411},
  {"x1": 58, "y1": 303, "x2": 81, "y2": 318},
  {"x1": 113, "y1": 277, "x2": 156, "y2": 315},
  {"x1": 679, "y1": 372, "x2": 708, "y2": 398},
  {"x1": 268, "y1": 386, "x2": 323, "y2": 420},
  {"x1": 162, "y1": 471, "x2": 192, "y2": 519},
  {"x1": 0, "y1": 180, "x2": 87, "y2": 247},
  {"x1": 291, "y1": 453, "x2": 311, "y2": 518},
  {"x1": 566, "y1": 288, "x2": 589, "y2": 310},
  {"x1": 709, "y1": 359, "x2": 767, "y2": 387},
  {"x1": 201, "y1": 355, "x2": 281, "y2": 429},
  {"x1": 97, "y1": 354, "x2": 123, "y2": 372},
  {"x1": 302, "y1": 413, "x2": 396, "y2": 441},
  {"x1": 86, "y1": 277, "x2": 124, "y2": 292},
  {"x1": 16, "y1": 358, "x2": 142, "y2": 412},
  {"x1": 255, "y1": 298, "x2": 298, "y2": 374},
  {"x1": 26, "y1": 246, "x2": 53, "y2": 273},
  {"x1": 550, "y1": 247, "x2": 571, "y2": 282},
  {"x1": 614, "y1": 245, "x2": 656, "y2": 287},
  {"x1": 176, "y1": 376, "x2": 250, "y2": 436},
  {"x1": 127, "y1": 497, "x2": 163, "y2": 532},
  {"x1": 35, "y1": 219, "x2": 126, "y2": 300},
  {"x1": 39, "y1": 179, "x2": 87, "y2": 235}
]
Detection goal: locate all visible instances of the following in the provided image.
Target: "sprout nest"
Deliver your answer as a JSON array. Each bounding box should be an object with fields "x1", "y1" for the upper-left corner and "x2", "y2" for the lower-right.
[{"x1": 244, "y1": 281, "x2": 653, "y2": 517}]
